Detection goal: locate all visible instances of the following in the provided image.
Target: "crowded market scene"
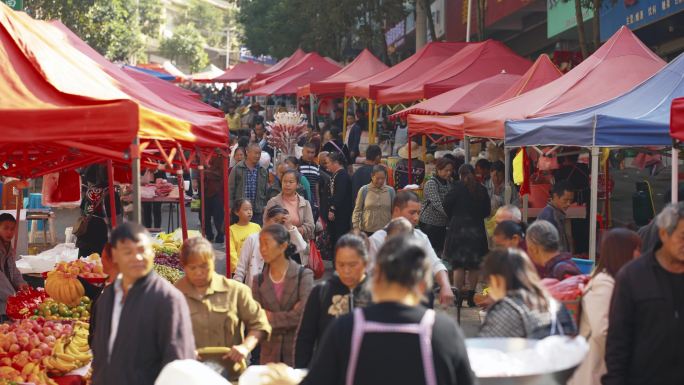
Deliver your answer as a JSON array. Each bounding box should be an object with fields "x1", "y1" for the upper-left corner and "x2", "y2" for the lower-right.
[{"x1": 1, "y1": 0, "x2": 683, "y2": 384}]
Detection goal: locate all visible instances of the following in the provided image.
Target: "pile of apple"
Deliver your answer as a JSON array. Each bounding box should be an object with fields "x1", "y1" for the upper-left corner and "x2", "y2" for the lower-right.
[
  {"x1": 56, "y1": 254, "x2": 106, "y2": 280},
  {"x1": 0, "y1": 319, "x2": 75, "y2": 384}
]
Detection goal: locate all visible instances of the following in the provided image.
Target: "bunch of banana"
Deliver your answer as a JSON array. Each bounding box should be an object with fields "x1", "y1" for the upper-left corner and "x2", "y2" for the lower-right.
[{"x1": 43, "y1": 329, "x2": 91, "y2": 375}]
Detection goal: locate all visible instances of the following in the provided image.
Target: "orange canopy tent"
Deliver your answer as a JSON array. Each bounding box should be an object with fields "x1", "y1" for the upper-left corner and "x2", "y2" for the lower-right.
[
  {"x1": 377, "y1": 40, "x2": 531, "y2": 105},
  {"x1": 213, "y1": 61, "x2": 270, "y2": 83},
  {"x1": 297, "y1": 49, "x2": 388, "y2": 98},
  {"x1": 345, "y1": 42, "x2": 467, "y2": 100},
  {"x1": 464, "y1": 27, "x2": 665, "y2": 139}
]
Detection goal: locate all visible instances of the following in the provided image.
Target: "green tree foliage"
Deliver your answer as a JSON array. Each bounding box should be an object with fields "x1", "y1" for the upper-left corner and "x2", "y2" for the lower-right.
[
  {"x1": 159, "y1": 23, "x2": 209, "y2": 72},
  {"x1": 83, "y1": 0, "x2": 144, "y2": 61},
  {"x1": 25, "y1": 0, "x2": 163, "y2": 62},
  {"x1": 238, "y1": 0, "x2": 408, "y2": 63},
  {"x1": 180, "y1": 0, "x2": 228, "y2": 48},
  {"x1": 139, "y1": 0, "x2": 164, "y2": 38},
  {"x1": 24, "y1": 0, "x2": 94, "y2": 37}
]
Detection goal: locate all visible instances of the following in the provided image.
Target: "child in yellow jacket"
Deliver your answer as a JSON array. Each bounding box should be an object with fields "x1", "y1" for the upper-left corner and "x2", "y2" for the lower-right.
[{"x1": 229, "y1": 199, "x2": 261, "y2": 273}]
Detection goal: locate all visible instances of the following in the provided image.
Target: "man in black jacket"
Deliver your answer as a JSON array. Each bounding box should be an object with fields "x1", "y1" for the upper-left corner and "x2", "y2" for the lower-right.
[
  {"x1": 91, "y1": 223, "x2": 195, "y2": 385},
  {"x1": 603, "y1": 203, "x2": 684, "y2": 385}
]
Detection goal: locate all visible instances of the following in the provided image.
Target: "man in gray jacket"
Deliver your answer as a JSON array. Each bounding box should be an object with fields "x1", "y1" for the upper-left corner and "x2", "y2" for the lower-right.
[
  {"x1": 228, "y1": 143, "x2": 269, "y2": 225},
  {"x1": 91, "y1": 223, "x2": 195, "y2": 385}
]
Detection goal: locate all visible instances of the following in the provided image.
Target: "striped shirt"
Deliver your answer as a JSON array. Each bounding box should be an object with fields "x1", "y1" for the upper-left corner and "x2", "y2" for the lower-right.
[{"x1": 299, "y1": 161, "x2": 320, "y2": 207}]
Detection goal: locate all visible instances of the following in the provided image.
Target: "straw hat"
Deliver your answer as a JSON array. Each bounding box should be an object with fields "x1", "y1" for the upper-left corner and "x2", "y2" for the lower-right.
[{"x1": 398, "y1": 141, "x2": 425, "y2": 159}]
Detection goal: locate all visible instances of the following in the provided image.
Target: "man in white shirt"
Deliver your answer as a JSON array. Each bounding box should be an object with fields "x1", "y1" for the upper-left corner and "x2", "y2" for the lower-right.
[{"x1": 369, "y1": 191, "x2": 455, "y2": 305}]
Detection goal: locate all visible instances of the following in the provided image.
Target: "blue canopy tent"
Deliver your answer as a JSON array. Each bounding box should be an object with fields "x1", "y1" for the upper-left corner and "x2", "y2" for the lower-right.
[
  {"x1": 504, "y1": 52, "x2": 684, "y2": 259},
  {"x1": 124, "y1": 65, "x2": 176, "y2": 81}
]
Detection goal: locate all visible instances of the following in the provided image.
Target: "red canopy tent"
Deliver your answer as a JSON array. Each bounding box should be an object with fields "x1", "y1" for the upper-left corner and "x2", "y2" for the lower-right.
[
  {"x1": 392, "y1": 73, "x2": 522, "y2": 119},
  {"x1": 123, "y1": 66, "x2": 224, "y2": 117},
  {"x1": 485, "y1": 54, "x2": 562, "y2": 107},
  {"x1": 297, "y1": 49, "x2": 388, "y2": 98},
  {"x1": 344, "y1": 42, "x2": 467, "y2": 100},
  {"x1": 252, "y1": 48, "x2": 307, "y2": 82},
  {"x1": 0, "y1": 5, "x2": 140, "y2": 179},
  {"x1": 213, "y1": 61, "x2": 269, "y2": 83},
  {"x1": 672, "y1": 98, "x2": 684, "y2": 142},
  {"x1": 464, "y1": 27, "x2": 665, "y2": 139},
  {"x1": 407, "y1": 115, "x2": 466, "y2": 139},
  {"x1": 50, "y1": 20, "x2": 228, "y2": 149},
  {"x1": 377, "y1": 40, "x2": 531, "y2": 105},
  {"x1": 403, "y1": 54, "x2": 562, "y2": 135},
  {"x1": 250, "y1": 52, "x2": 341, "y2": 90},
  {"x1": 246, "y1": 64, "x2": 342, "y2": 96}
]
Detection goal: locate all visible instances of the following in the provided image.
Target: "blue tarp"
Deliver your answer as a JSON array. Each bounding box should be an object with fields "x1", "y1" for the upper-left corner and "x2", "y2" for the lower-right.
[
  {"x1": 124, "y1": 65, "x2": 175, "y2": 81},
  {"x1": 505, "y1": 52, "x2": 684, "y2": 147}
]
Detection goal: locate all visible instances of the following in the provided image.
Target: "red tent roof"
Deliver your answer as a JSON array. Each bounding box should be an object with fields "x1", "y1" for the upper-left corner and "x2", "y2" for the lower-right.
[
  {"x1": 298, "y1": 49, "x2": 388, "y2": 97},
  {"x1": 671, "y1": 97, "x2": 684, "y2": 142},
  {"x1": 213, "y1": 61, "x2": 269, "y2": 83},
  {"x1": 247, "y1": 64, "x2": 342, "y2": 96},
  {"x1": 250, "y1": 52, "x2": 341, "y2": 90},
  {"x1": 392, "y1": 73, "x2": 522, "y2": 118},
  {"x1": 464, "y1": 27, "x2": 665, "y2": 139},
  {"x1": 253, "y1": 48, "x2": 307, "y2": 81},
  {"x1": 0, "y1": 4, "x2": 140, "y2": 178},
  {"x1": 377, "y1": 40, "x2": 531, "y2": 105},
  {"x1": 51, "y1": 20, "x2": 228, "y2": 148},
  {"x1": 122, "y1": 67, "x2": 224, "y2": 117},
  {"x1": 404, "y1": 55, "x2": 562, "y2": 140},
  {"x1": 484, "y1": 54, "x2": 562, "y2": 107},
  {"x1": 345, "y1": 42, "x2": 468, "y2": 100},
  {"x1": 407, "y1": 115, "x2": 465, "y2": 139}
]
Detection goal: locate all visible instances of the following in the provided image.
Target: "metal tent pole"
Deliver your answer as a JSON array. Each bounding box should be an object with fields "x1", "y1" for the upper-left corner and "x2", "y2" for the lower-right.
[
  {"x1": 176, "y1": 169, "x2": 188, "y2": 241},
  {"x1": 106, "y1": 160, "x2": 118, "y2": 228},
  {"x1": 589, "y1": 146, "x2": 600, "y2": 261},
  {"x1": 504, "y1": 148, "x2": 512, "y2": 204},
  {"x1": 342, "y1": 96, "x2": 349, "y2": 142},
  {"x1": 672, "y1": 146, "x2": 679, "y2": 203},
  {"x1": 131, "y1": 138, "x2": 142, "y2": 224},
  {"x1": 223, "y1": 153, "x2": 231, "y2": 276}
]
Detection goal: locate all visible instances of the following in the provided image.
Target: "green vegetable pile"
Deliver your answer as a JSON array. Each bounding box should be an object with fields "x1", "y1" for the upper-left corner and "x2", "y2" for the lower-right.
[{"x1": 154, "y1": 264, "x2": 184, "y2": 284}]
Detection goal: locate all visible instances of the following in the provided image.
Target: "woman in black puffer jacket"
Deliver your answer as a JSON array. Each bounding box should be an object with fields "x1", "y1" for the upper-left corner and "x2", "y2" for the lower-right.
[{"x1": 294, "y1": 234, "x2": 372, "y2": 368}]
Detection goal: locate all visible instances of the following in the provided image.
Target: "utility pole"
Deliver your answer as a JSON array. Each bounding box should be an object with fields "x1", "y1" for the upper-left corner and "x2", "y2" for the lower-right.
[
  {"x1": 225, "y1": 28, "x2": 231, "y2": 68},
  {"x1": 415, "y1": 0, "x2": 427, "y2": 50},
  {"x1": 466, "y1": 0, "x2": 472, "y2": 42}
]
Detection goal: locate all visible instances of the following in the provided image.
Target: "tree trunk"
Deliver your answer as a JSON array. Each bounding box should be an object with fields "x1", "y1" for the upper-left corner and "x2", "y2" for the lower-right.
[
  {"x1": 574, "y1": 0, "x2": 589, "y2": 59},
  {"x1": 592, "y1": 0, "x2": 601, "y2": 52},
  {"x1": 415, "y1": 0, "x2": 427, "y2": 49},
  {"x1": 423, "y1": 0, "x2": 438, "y2": 42},
  {"x1": 476, "y1": 0, "x2": 486, "y2": 41}
]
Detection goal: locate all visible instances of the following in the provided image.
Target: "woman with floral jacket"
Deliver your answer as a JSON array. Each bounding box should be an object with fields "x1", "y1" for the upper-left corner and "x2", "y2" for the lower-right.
[{"x1": 294, "y1": 234, "x2": 372, "y2": 369}]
